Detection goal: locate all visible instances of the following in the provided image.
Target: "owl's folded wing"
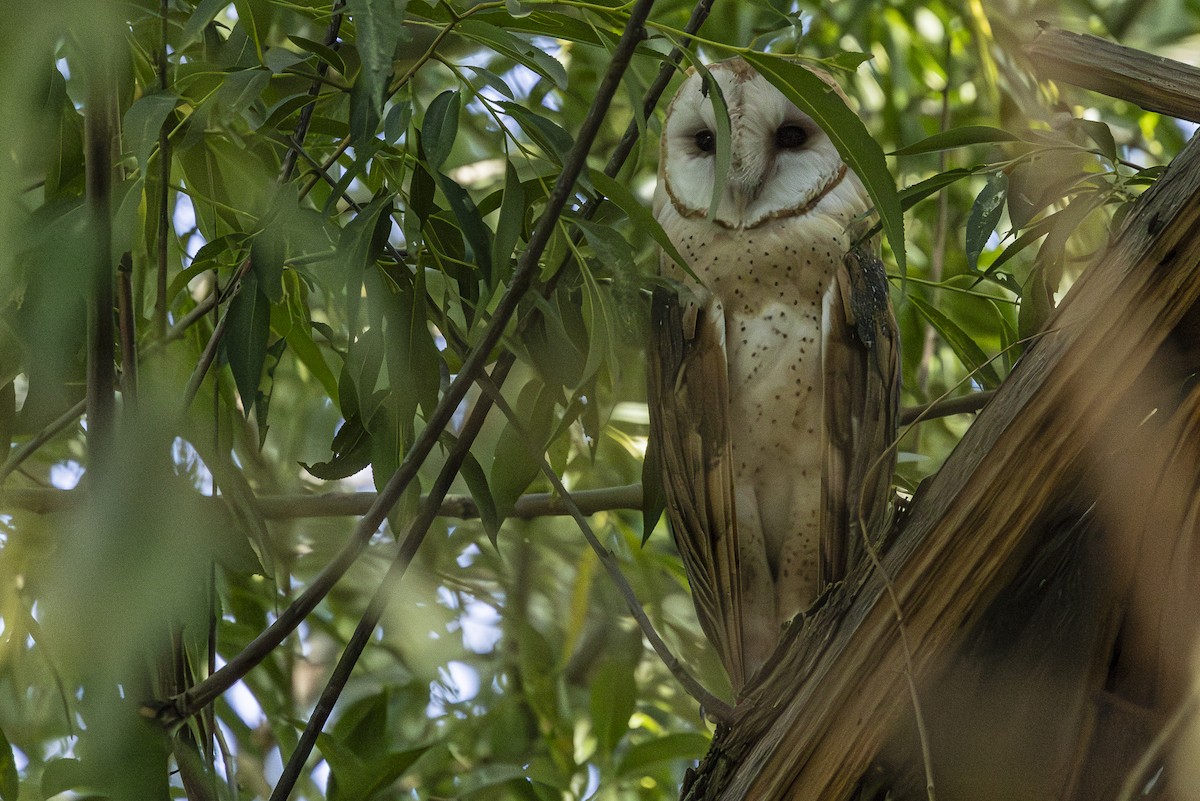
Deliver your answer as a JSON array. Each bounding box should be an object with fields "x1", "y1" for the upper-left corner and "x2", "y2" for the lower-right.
[
  {"x1": 647, "y1": 284, "x2": 748, "y2": 691},
  {"x1": 821, "y1": 243, "x2": 901, "y2": 587}
]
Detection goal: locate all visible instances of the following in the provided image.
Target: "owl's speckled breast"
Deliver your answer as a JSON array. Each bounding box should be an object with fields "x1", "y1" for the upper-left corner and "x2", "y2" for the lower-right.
[{"x1": 659, "y1": 206, "x2": 857, "y2": 624}]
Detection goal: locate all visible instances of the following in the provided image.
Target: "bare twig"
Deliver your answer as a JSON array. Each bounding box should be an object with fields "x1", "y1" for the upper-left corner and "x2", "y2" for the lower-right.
[
  {"x1": 84, "y1": 67, "x2": 117, "y2": 472},
  {"x1": 0, "y1": 483, "x2": 643, "y2": 520},
  {"x1": 180, "y1": 259, "x2": 253, "y2": 411},
  {"x1": 280, "y1": 1, "x2": 345, "y2": 184},
  {"x1": 117, "y1": 252, "x2": 138, "y2": 407},
  {"x1": 899, "y1": 390, "x2": 995, "y2": 425}
]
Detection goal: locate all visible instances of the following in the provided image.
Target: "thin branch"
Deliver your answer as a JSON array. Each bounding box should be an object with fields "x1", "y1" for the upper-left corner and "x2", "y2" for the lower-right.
[
  {"x1": 0, "y1": 483, "x2": 643, "y2": 520},
  {"x1": 279, "y1": 0, "x2": 345, "y2": 184},
  {"x1": 899, "y1": 390, "x2": 995, "y2": 425},
  {"x1": 117, "y1": 252, "x2": 138, "y2": 407},
  {"x1": 181, "y1": 260, "x2": 253, "y2": 411},
  {"x1": 84, "y1": 67, "x2": 117, "y2": 473},
  {"x1": 156, "y1": 0, "x2": 657, "y2": 723},
  {"x1": 475, "y1": 372, "x2": 733, "y2": 721}
]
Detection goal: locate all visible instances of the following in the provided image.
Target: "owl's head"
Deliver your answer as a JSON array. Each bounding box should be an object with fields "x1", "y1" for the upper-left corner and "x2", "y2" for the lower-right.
[{"x1": 656, "y1": 59, "x2": 856, "y2": 229}]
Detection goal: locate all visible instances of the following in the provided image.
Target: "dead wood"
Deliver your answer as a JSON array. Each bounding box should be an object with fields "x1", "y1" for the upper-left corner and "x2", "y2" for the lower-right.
[{"x1": 1026, "y1": 24, "x2": 1200, "y2": 123}]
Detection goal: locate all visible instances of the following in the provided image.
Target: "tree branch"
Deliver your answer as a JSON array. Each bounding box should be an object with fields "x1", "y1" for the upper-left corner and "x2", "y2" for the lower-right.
[
  {"x1": 1026, "y1": 23, "x2": 1200, "y2": 123},
  {"x1": 84, "y1": 66, "x2": 116, "y2": 473}
]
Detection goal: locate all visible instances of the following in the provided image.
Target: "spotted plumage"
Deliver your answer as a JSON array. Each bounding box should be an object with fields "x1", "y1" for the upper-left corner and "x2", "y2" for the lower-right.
[{"x1": 648, "y1": 59, "x2": 899, "y2": 691}]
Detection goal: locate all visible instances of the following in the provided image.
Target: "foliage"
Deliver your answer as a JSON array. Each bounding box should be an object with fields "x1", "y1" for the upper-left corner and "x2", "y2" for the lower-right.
[{"x1": 0, "y1": 0, "x2": 1195, "y2": 799}]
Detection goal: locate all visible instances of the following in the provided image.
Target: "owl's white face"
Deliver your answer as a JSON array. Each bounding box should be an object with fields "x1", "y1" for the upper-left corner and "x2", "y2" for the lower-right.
[{"x1": 655, "y1": 59, "x2": 849, "y2": 230}]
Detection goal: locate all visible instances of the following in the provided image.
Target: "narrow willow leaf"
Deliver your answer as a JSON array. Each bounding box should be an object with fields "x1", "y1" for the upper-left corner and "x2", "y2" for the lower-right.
[
  {"x1": 123, "y1": 92, "x2": 177, "y2": 176},
  {"x1": 339, "y1": 193, "x2": 394, "y2": 280},
  {"x1": 490, "y1": 379, "x2": 559, "y2": 520},
  {"x1": 589, "y1": 658, "x2": 638, "y2": 755},
  {"x1": 348, "y1": 0, "x2": 408, "y2": 112},
  {"x1": 302, "y1": 414, "x2": 373, "y2": 479},
  {"x1": 491, "y1": 160, "x2": 524, "y2": 283},
  {"x1": 224, "y1": 271, "x2": 272, "y2": 414},
  {"x1": 422, "y1": 90, "x2": 460, "y2": 172},
  {"x1": 908, "y1": 294, "x2": 1002, "y2": 388},
  {"x1": 617, "y1": 733, "x2": 710, "y2": 778},
  {"x1": 287, "y1": 34, "x2": 347, "y2": 76},
  {"x1": 232, "y1": 0, "x2": 274, "y2": 62},
  {"x1": 498, "y1": 101, "x2": 573, "y2": 164},
  {"x1": 744, "y1": 52, "x2": 906, "y2": 274},
  {"x1": 588, "y1": 169, "x2": 695, "y2": 280},
  {"x1": 689, "y1": 61, "x2": 732, "y2": 220},
  {"x1": 0, "y1": 726, "x2": 18, "y2": 801},
  {"x1": 461, "y1": 64, "x2": 515, "y2": 100},
  {"x1": 890, "y1": 125, "x2": 1018, "y2": 156},
  {"x1": 457, "y1": 19, "x2": 567, "y2": 90},
  {"x1": 181, "y1": 0, "x2": 229, "y2": 47},
  {"x1": 966, "y1": 172, "x2": 1007, "y2": 272},
  {"x1": 459, "y1": 448, "x2": 500, "y2": 544},
  {"x1": 898, "y1": 166, "x2": 984, "y2": 211}
]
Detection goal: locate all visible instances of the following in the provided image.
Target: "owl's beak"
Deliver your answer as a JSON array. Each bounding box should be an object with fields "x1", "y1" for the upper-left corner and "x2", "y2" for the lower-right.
[{"x1": 726, "y1": 160, "x2": 766, "y2": 221}]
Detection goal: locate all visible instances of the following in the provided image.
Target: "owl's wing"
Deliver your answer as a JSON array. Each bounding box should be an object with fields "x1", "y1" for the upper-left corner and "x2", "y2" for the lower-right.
[
  {"x1": 647, "y1": 283, "x2": 747, "y2": 691},
  {"x1": 821, "y1": 242, "x2": 901, "y2": 587}
]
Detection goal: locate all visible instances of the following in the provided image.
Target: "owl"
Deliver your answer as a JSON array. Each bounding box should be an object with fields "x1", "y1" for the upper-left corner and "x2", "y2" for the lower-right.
[{"x1": 647, "y1": 59, "x2": 899, "y2": 692}]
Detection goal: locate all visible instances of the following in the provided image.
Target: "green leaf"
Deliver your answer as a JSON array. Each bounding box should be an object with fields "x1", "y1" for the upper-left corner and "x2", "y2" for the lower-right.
[
  {"x1": 966, "y1": 172, "x2": 1007, "y2": 273},
  {"x1": 490, "y1": 379, "x2": 559, "y2": 520},
  {"x1": 383, "y1": 99, "x2": 412, "y2": 145},
  {"x1": 349, "y1": 0, "x2": 408, "y2": 107},
  {"x1": 181, "y1": 0, "x2": 230, "y2": 48},
  {"x1": 890, "y1": 125, "x2": 1018, "y2": 156},
  {"x1": 908, "y1": 294, "x2": 1001, "y2": 388},
  {"x1": 639, "y1": 442, "x2": 665, "y2": 545},
  {"x1": 123, "y1": 92, "x2": 177, "y2": 176},
  {"x1": 215, "y1": 68, "x2": 271, "y2": 120},
  {"x1": 422, "y1": 90, "x2": 461, "y2": 172},
  {"x1": 287, "y1": 34, "x2": 347, "y2": 76},
  {"x1": 432, "y1": 170, "x2": 494, "y2": 284},
  {"x1": 233, "y1": 0, "x2": 275, "y2": 62},
  {"x1": 491, "y1": 160, "x2": 525, "y2": 284},
  {"x1": 340, "y1": 194, "x2": 394, "y2": 280},
  {"x1": 40, "y1": 757, "x2": 85, "y2": 798},
  {"x1": 462, "y1": 64, "x2": 515, "y2": 100},
  {"x1": 743, "y1": 52, "x2": 906, "y2": 274},
  {"x1": 498, "y1": 102, "x2": 572, "y2": 164},
  {"x1": 589, "y1": 658, "x2": 637, "y2": 755},
  {"x1": 224, "y1": 270, "x2": 272, "y2": 414},
  {"x1": 456, "y1": 20, "x2": 567, "y2": 90},
  {"x1": 690, "y1": 61, "x2": 732, "y2": 220},
  {"x1": 589, "y1": 170, "x2": 694, "y2": 280},
  {"x1": 302, "y1": 414, "x2": 373, "y2": 480},
  {"x1": 898, "y1": 166, "x2": 984, "y2": 211},
  {"x1": 0, "y1": 727, "x2": 18, "y2": 801},
  {"x1": 459, "y1": 447, "x2": 500, "y2": 544},
  {"x1": 1075, "y1": 119, "x2": 1118, "y2": 162},
  {"x1": 617, "y1": 732, "x2": 710, "y2": 777}
]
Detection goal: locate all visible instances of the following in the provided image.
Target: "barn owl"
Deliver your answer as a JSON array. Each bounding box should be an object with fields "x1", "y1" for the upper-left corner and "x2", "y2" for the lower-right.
[{"x1": 647, "y1": 59, "x2": 899, "y2": 692}]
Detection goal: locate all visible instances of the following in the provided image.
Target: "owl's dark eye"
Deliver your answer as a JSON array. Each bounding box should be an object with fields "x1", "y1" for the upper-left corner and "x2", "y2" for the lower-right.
[
  {"x1": 775, "y1": 125, "x2": 808, "y2": 149},
  {"x1": 693, "y1": 129, "x2": 716, "y2": 153}
]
